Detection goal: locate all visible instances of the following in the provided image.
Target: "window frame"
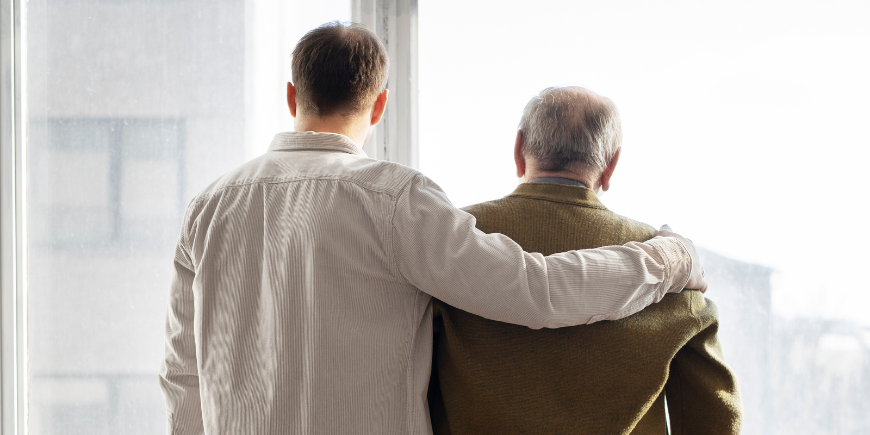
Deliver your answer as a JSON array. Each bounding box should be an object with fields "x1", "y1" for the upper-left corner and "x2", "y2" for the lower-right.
[
  {"x1": 352, "y1": 0, "x2": 419, "y2": 169},
  {"x1": 1, "y1": 0, "x2": 28, "y2": 433}
]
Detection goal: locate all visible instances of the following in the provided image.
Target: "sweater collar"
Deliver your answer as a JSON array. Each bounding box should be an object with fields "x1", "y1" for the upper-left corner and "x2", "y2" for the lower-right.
[
  {"x1": 508, "y1": 182, "x2": 608, "y2": 210},
  {"x1": 529, "y1": 177, "x2": 588, "y2": 188}
]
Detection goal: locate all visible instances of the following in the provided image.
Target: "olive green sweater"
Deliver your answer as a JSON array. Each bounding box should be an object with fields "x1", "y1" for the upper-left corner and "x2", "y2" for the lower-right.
[{"x1": 428, "y1": 182, "x2": 742, "y2": 435}]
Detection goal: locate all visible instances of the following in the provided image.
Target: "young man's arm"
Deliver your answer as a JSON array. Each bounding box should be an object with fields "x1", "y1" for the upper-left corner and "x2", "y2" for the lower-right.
[
  {"x1": 159, "y1": 239, "x2": 204, "y2": 435},
  {"x1": 392, "y1": 174, "x2": 703, "y2": 328},
  {"x1": 665, "y1": 291, "x2": 743, "y2": 434}
]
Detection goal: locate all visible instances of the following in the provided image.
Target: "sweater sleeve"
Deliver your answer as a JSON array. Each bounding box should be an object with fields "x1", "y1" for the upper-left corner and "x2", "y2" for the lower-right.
[
  {"x1": 391, "y1": 173, "x2": 694, "y2": 329},
  {"x1": 665, "y1": 292, "x2": 743, "y2": 434}
]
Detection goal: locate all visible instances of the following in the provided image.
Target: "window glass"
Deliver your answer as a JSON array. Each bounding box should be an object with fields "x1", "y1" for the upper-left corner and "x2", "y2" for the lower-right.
[
  {"x1": 419, "y1": 1, "x2": 870, "y2": 433},
  {"x1": 25, "y1": 1, "x2": 349, "y2": 433}
]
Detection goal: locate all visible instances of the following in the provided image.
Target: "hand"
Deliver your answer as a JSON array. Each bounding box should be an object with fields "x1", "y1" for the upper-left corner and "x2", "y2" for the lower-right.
[{"x1": 655, "y1": 225, "x2": 707, "y2": 293}]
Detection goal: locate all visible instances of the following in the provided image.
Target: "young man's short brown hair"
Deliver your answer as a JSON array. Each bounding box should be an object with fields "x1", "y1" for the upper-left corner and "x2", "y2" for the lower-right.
[{"x1": 291, "y1": 21, "x2": 389, "y2": 117}]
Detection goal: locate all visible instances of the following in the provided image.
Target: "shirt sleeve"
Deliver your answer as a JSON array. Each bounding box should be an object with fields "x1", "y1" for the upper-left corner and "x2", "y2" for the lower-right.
[
  {"x1": 665, "y1": 292, "x2": 743, "y2": 434},
  {"x1": 159, "y1": 235, "x2": 205, "y2": 435},
  {"x1": 391, "y1": 174, "x2": 693, "y2": 329}
]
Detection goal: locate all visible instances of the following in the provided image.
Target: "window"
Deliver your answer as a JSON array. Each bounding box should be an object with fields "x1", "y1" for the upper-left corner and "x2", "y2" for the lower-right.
[
  {"x1": 29, "y1": 118, "x2": 185, "y2": 247},
  {"x1": 20, "y1": 0, "x2": 350, "y2": 433},
  {"x1": 4, "y1": 0, "x2": 868, "y2": 433},
  {"x1": 419, "y1": 1, "x2": 870, "y2": 434},
  {"x1": 27, "y1": 117, "x2": 185, "y2": 433}
]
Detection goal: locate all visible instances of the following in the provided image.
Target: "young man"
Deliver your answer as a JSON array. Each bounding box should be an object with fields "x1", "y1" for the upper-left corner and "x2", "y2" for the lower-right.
[
  {"x1": 429, "y1": 86, "x2": 741, "y2": 434},
  {"x1": 160, "y1": 23, "x2": 706, "y2": 434}
]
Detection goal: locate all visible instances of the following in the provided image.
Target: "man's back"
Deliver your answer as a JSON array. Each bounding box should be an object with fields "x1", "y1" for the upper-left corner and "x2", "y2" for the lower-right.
[
  {"x1": 162, "y1": 132, "x2": 696, "y2": 434},
  {"x1": 162, "y1": 132, "x2": 432, "y2": 433},
  {"x1": 429, "y1": 182, "x2": 741, "y2": 434}
]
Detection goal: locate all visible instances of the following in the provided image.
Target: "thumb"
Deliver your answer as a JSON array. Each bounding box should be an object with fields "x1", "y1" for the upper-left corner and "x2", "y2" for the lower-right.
[{"x1": 659, "y1": 224, "x2": 673, "y2": 233}]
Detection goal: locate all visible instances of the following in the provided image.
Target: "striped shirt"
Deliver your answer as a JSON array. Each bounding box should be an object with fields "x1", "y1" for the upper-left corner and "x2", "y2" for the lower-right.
[{"x1": 159, "y1": 131, "x2": 693, "y2": 434}]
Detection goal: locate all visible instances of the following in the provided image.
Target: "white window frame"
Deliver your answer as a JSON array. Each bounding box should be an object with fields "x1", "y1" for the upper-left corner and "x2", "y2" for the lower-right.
[
  {"x1": 0, "y1": 0, "x2": 27, "y2": 433},
  {"x1": 352, "y1": 0, "x2": 419, "y2": 169}
]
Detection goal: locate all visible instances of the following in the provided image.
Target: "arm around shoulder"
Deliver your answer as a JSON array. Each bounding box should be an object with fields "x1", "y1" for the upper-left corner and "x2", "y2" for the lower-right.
[{"x1": 390, "y1": 174, "x2": 698, "y2": 328}]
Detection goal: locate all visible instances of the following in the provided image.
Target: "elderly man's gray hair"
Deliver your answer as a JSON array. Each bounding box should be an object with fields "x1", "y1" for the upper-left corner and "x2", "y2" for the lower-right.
[{"x1": 518, "y1": 86, "x2": 622, "y2": 174}]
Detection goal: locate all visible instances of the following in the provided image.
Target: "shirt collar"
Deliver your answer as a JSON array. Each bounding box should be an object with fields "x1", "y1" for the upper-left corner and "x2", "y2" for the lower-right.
[{"x1": 268, "y1": 131, "x2": 368, "y2": 157}]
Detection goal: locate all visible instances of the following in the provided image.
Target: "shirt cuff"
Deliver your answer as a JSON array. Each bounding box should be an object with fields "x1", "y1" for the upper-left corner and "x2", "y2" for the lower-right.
[{"x1": 646, "y1": 236, "x2": 693, "y2": 294}]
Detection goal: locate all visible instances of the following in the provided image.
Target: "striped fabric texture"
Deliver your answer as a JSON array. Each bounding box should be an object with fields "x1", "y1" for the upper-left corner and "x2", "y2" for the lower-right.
[{"x1": 159, "y1": 131, "x2": 693, "y2": 435}]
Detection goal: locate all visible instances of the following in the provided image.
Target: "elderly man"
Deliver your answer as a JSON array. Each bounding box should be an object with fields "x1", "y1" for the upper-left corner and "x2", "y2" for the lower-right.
[
  {"x1": 428, "y1": 87, "x2": 741, "y2": 434},
  {"x1": 160, "y1": 21, "x2": 708, "y2": 434}
]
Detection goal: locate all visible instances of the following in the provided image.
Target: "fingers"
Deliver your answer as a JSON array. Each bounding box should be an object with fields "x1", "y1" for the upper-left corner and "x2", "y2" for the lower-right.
[
  {"x1": 656, "y1": 224, "x2": 694, "y2": 248},
  {"x1": 685, "y1": 270, "x2": 708, "y2": 293},
  {"x1": 696, "y1": 266, "x2": 708, "y2": 293},
  {"x1": 694, "y1": 275, "x2": 708, "y2": 293}
]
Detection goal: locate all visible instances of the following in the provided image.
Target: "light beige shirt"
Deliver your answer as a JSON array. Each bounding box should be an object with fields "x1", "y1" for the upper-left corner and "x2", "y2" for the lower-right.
[{"x1": 159, "y1": 132, "x2": 693, "y2": 435}]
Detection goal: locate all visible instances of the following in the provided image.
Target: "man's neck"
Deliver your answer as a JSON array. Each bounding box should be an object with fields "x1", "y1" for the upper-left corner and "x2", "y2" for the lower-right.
[{"x1": 294, "y1": 114, "x2": 370, "y2": 146}]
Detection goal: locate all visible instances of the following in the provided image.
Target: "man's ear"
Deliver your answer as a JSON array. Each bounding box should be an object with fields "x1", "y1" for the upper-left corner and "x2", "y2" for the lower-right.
[
  {"x1": 287, "y1": 82, "x2": 297, "y2": 118},
  {"x1": 514, "y1": 130, "x2": 527, "y2": 179},
  {"x1": 599, "y1": 147, "x2": 621, "y2": 192},
  {"x1": 370, "y1": 89, "x2": 389, "y2": 126}
]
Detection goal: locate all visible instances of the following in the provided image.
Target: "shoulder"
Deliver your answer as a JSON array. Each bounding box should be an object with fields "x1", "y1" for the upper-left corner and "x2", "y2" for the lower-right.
[
  {"x1": 649, "y1": 290, "x2": 720, "y2": 332},
  {"x1": 461, "y1": 197, "x2": 511, "y2": 218},
  {"x1": 180, "y1": 153, "x2": 425, "y2": 237},
  {"x1": 688, "y1": 291, "x2": 720, "y2": 324},
  {"x1": 605, "y1": 211, "x2": 658, "y2": 242},
  {"x1": 616, "y1": 290, "x2": 714, "y2": 334},
  {"x1": 571, "y1": 205, "x2": 659, "y2": 246},
  {"x1": 193, "y1": 152, "x2": 425, "y2": 203},
  {"x1": 460, "y1": 196, "x2": 530, "y2": 234}
]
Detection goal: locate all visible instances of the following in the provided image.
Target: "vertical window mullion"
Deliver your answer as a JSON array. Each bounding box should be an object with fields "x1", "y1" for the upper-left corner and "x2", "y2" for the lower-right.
[
  {"x1": 352, "y1": 0, "x2": 419, "y2": 169},
  {"x1": 1, "y1": 0, "x2": 28, "y2": 434}
]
